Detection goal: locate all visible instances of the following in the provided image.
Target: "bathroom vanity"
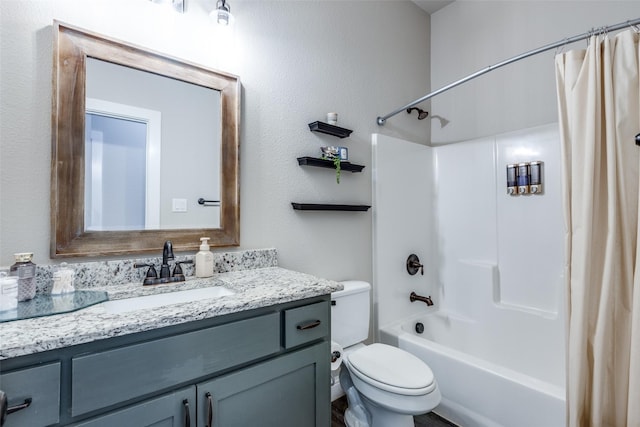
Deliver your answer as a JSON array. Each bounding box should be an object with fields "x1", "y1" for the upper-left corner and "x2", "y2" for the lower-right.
[{"x1": 0, "y1": 263, "x2": 340, "y2": 427}]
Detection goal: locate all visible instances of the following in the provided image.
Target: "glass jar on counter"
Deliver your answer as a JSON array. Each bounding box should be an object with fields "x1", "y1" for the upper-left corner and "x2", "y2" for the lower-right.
[
  {"x1": 51, "y1": 262, "x2": 75, "y2": 295},
  {"x1": 0, "y1": 272, "x2": 18, "y2": 312},
  {"x1": 10, "y1": 252, "x2": 37, "y2": 301}
]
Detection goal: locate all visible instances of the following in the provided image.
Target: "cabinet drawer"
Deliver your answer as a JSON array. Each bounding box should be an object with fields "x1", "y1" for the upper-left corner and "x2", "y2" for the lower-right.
[
  {"x1": 283, "y1": 301, "x2": 329, "y2": 349},
  {"x1": 0, "y1": 362, "x2": 60, "y2": 427},
  {"x1": 72, "y1": 312, "x2": 280, "y2": 417}
]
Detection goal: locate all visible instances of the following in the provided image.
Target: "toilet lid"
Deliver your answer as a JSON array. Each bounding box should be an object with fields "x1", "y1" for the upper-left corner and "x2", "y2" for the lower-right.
[{"x1": 347, "y1": 343, "x2": 434, "y2": 390}]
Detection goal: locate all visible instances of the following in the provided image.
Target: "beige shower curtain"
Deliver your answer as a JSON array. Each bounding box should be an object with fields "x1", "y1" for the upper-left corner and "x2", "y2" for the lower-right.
[{"x1": 555, "y1": 29, "x2": 640, "y2": 427}]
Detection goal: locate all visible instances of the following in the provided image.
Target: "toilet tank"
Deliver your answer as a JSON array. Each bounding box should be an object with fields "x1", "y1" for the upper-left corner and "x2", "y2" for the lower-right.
[{"x1": 331, "y1": 280, "x2": 370, "y2": 348}]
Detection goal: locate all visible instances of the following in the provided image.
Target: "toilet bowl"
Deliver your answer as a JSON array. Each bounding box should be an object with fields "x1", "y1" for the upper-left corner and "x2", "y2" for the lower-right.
[
  {"x1": 344, "y1": 343, "x2": 441, "y2": 427},
  {"x1": 331, "y1": 281, "x2": 441, "y2": 427}
]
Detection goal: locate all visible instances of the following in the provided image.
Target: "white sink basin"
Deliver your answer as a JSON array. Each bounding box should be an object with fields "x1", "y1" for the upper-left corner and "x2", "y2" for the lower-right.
[{"x1": 101, "y1": 286, "x2": 235, "y2": 314}]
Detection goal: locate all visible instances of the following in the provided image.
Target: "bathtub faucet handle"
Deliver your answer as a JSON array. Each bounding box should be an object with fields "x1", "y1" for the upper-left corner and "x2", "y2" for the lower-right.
[{"x1": 406, "y1": 254, "x2": 424, "y2": 276}]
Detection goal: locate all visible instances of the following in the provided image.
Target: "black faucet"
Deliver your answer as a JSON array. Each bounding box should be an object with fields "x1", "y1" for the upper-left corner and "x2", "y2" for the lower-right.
[
  {"x1": 134, "y1": 241, "x2": 192, "y2": 286},
  {"x1": 160, "y1": 241, "x2": 175, "y2": 279}
]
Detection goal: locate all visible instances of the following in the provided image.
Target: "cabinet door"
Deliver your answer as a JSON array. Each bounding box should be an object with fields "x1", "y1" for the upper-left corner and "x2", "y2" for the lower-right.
[
  {"x1": 72, "y1": 387, "x2": 196, "y2": 427},
  {"x1": 197, "y1": 341, "x2": 330, "y2": 427}
]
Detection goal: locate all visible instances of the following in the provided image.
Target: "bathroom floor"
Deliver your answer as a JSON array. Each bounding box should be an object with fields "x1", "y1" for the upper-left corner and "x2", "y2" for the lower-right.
[{"x1": 331, "y1": 396, "x2": 458, "y2": 427}]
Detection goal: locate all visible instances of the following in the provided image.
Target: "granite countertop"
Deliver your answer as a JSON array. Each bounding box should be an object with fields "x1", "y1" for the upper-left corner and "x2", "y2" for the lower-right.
[{"x1": 0, "y1": 267, "x2": 342, "y2": 360}]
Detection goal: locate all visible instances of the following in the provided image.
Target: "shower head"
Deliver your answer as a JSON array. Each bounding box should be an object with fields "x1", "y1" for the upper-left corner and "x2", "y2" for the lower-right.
[
  {"x1": 636, "y1": 133, "x2": 640, "y2": 146},
  {"x1": 406, "y1": 107, "x2": 429, "y2": 120}
]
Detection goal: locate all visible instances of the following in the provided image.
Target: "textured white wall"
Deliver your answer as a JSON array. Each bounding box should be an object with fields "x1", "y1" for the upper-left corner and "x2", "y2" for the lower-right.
[
  {"x1": 0, "y1": 0, "x2": 431, "y2": 283},
  {"x1": 430, "y1": 1, "x2": 639, "y2": 144}
]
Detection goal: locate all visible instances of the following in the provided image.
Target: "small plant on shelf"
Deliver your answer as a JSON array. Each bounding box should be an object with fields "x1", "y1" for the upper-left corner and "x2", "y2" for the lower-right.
[
  {"x1": 333, "y1": 156, "x2": 341, "y2": 184},
  {"x1": 321, "y1": 146, "x2": 342, "y2": 184}
]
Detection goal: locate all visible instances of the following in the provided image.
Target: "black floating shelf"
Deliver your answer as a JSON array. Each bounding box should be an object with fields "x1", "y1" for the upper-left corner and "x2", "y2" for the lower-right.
[
  {"x1": 291, "y1": 203, "x2": 371, "y2": 212},
  {"x1": 297, "y1": 157, "x2": 365, "y2": 172},
  {"x1": 308, "y1": 121, "x2": 353, "y2": 138}
]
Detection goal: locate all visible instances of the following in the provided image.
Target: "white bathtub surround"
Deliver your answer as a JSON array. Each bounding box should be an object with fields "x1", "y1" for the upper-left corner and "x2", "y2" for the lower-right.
[
  {"x1": 556, "y1": 30, "x2": 640, "y2": 427},
  {"x1": 371, "y1": 134, "x2": 435, "y2": 333},
  {"x1": 372, "y1": 125, "x2": 566, "y2": 426}
]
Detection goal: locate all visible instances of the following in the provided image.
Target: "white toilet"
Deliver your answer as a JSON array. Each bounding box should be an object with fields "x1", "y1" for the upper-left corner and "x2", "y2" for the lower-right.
[{"x1": 331, "y1": 280, "x2": 441, "y2": 427}]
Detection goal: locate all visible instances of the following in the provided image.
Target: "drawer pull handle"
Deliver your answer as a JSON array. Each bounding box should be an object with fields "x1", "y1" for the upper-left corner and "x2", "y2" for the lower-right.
[
  {"x1": 182, "y1": 399, "x2": 191, "y2": 427},
  {"x1": 1, "y1": 393, "x2": 32, "y2": 426},
  {"x1": 205, "y1": 392, "x2": 213, "y2": 427},
  {"x1": 7, "y1": 397, "x2": 32, "y2": 415},
  {"x1": 297, "y1": 320, "x2": 321, "y2": 330}
]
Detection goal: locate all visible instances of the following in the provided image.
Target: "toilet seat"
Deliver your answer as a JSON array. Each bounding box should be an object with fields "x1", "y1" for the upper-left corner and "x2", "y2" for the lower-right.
[{"x1": 346, "y1": 343, "x2": 437, "y2": 396}]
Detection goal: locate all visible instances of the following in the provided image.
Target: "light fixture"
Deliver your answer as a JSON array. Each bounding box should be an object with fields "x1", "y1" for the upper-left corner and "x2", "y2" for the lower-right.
[
  {"x1": 149, "y1": 0, "x2": 185, "y2": 13},
  {"x1": 212, "y1": 0, "x2": 234, "y2": 26}
]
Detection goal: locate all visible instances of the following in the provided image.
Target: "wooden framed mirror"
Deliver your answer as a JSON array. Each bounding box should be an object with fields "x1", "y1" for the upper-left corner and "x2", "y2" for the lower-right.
[{"x1": 51, "y1": 22, "x2": 240, "y2": 257}]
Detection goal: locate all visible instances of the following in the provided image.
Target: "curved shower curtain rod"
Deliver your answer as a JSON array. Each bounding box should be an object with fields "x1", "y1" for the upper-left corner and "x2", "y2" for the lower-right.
[{"x1": 376, "y1": 17, "x2": 640, "y2": 126}]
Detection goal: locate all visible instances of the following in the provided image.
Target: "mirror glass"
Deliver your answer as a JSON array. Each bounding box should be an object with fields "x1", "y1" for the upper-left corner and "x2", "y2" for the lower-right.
[
  {"x1": 51, "y1": 22, "x2": 240, "y2": 257},
  {"x1": 84, "y1": 58, "x2": 221, "y2": 231}
]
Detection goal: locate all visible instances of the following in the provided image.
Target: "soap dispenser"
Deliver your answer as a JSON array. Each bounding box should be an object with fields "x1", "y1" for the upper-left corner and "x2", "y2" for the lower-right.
[{"x1": 195, "y1": 237, "x2": 214, "y2": 278}]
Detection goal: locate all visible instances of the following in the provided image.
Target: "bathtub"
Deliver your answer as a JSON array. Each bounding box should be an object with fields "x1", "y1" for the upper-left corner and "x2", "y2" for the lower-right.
[{"x1": 379, "y1": 311, "x2": 566, "y2": 427}]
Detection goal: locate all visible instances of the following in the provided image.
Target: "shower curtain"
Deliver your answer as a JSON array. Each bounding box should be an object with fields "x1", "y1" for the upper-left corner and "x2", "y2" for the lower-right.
[{"x1": 555, "y1": 29, "x2": 640, "y2": 427}]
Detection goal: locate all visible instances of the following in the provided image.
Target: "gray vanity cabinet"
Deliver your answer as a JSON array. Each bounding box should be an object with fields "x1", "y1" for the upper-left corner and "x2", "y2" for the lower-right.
[
  {"x1": 0, "y1": 296, "x2": 331, "y2": 427},
  {"x1": 73, "y1": 342, "x2": 329, "y2": 427}
]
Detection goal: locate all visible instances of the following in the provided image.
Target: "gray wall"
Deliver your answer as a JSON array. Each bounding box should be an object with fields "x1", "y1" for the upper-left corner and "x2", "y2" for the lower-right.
[
  {"x1": 430, "y1": 0, "x2": 639, "y2": 144},
  {"x1": 0, "y1": 0, "x2": 431, "y2": 284}
]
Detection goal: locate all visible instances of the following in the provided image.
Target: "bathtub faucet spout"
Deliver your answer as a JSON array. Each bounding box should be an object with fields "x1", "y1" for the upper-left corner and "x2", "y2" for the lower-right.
[{"x1": 410, "y1": 292, "x2": 433, "y2": 306}]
